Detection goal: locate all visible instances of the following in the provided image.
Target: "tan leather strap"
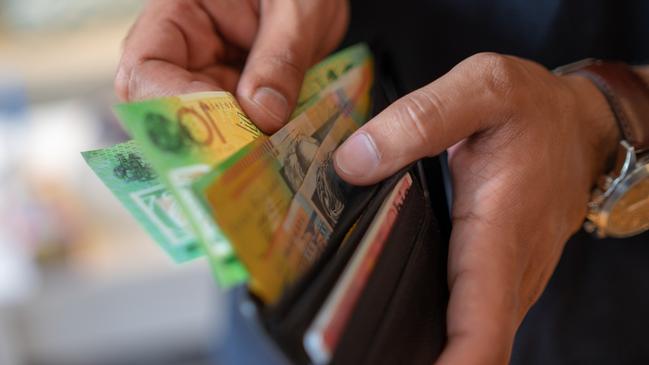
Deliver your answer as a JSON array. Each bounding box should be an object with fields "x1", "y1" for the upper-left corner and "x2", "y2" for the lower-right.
[{"x1": 569, "y1": 61, "x2": 649, "y2": 151}]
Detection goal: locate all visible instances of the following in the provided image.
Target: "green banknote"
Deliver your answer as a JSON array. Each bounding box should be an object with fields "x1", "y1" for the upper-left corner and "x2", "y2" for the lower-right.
[
  {"x1": 115, "y1": 91, "x2": 259, "y2": 285},
  {"x1": 82, "y1": 141, "x2": 200, "y2": 262},
  {"x1": 293, "y1": 43, "x2": 371, "y2": 116}
]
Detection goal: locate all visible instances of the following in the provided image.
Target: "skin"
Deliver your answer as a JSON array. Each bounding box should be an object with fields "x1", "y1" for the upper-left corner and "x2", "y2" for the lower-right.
[
  {"x1": 115, "y1": 0, "x2": 349, "y2": 132},
  {"x1": 117, "y1": 1, "x2": 649, "y2": 363}
]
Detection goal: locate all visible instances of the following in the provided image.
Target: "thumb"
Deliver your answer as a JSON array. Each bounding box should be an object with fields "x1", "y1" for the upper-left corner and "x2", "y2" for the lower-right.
[
  {"x1": 333, "y1": 54, "x2": 511, "y2": 185},
  {"x1": 236, "y1": 0, "x2": 314, "y2": 133}
]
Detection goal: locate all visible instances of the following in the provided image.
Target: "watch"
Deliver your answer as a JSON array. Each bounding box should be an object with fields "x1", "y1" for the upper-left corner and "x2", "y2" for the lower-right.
[{"x1": 555, "y1": 59, "x2": 649, "y2": 238}]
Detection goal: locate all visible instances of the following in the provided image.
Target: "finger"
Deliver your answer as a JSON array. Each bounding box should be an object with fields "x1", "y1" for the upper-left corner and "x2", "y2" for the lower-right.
[
  {"x1": 436, "y1": 218, "x2": 521, "y2": 365},
  {"x1": 201, "y1": 0, "x2": 260, "y2": 50},
  {"x1": 236, "y1": 0, "x2": 317, "y2": 132},
  {"x1": 122, "y1": 60, "x2": 240, "y2": 100},
  {"x1": 333, "y1": 53, "x2": 521, "y2": 185},
  {"x1": 115, "y1": 0, "x2": 251, "y2": 101}
]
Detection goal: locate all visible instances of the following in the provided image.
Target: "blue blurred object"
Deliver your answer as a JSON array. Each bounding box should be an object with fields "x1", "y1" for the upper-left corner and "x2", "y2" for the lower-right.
[
  {"x1": 0, "y1": 75, "x2": 27, "y2": 122},
  {"x1": 212, "y1": 286, "x2": 291, "y2": 365},
  {"x1": 3, "y1": 0, "x2": 142, "y2": 31}
]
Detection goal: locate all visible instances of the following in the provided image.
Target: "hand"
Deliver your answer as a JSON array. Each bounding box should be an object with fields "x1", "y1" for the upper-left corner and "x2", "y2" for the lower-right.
[
  {"x1": 115, "y1": 0, "x2": 348, "y2": 132},
  {"x1": 334, "y1": 53, "x2": 619, "y2": 364}
]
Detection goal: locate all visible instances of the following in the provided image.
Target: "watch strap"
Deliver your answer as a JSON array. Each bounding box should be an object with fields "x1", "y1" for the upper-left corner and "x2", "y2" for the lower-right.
[{"x1": 566, "y1": 61, "x2": 649, "y2": 151}]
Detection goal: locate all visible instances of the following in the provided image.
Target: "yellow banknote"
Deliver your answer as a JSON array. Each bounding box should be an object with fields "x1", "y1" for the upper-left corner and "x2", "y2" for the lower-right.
[{"x1": 196, "y1": 53, "x2": 374, "y2": 302}]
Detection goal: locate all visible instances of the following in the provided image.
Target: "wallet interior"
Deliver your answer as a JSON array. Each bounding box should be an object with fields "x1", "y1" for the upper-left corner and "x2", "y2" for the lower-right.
[{"x1": 258, "y1": 160, "x2": 447, "y2": 365}]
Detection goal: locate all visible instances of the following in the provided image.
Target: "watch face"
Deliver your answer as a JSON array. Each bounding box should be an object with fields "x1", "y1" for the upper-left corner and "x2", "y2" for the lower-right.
[{"x1": 607, "y1": 174, "x2": 649, "y2": 237}]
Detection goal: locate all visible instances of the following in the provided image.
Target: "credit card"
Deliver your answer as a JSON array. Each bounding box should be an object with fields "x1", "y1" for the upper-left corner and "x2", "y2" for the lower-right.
[{"x1": 303, "y1": 173, "x2": 414, "y2": 365}]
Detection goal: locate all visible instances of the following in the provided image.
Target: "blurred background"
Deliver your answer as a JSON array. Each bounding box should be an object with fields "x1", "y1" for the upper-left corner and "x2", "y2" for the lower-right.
[{"x1": 0, "y1": 1, "x2": 224, "y2": 364}]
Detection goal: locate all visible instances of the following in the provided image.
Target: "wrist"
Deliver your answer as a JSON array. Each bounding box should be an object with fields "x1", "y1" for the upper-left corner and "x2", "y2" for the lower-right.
[{"x1": 563, "y1": 74, "x2": 621, "y2": 184}]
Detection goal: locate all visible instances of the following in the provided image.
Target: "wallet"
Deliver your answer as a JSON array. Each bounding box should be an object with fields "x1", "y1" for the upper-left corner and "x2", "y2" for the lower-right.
[{"x1": 212, "y1": 50, "x2": 451, "y2": 365}]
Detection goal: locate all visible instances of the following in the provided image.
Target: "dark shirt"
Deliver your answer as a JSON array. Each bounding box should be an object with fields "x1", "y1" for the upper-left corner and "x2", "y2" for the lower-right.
[
  {"x1": 345, "y1": 0, "x2": 648, "y2": 91},
  {"x1": 343, "y1": 1, "x2": 649, "y2": 364}
]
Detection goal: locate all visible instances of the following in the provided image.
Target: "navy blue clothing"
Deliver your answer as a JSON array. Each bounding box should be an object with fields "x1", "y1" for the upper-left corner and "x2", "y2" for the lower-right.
[
  {"x1": 343, "y1": 1, "x2": 649, "y2": 363},
  {"x1": 345, "y1": 0, "x2": 649, "y2": 91}
]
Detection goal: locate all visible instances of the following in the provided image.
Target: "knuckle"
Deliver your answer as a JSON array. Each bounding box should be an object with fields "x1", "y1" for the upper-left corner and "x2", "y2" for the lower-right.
[
  {"x1": 274, "y1": 48, "x2": 304, "y2": 74},
  {"x1": 255, "y1": 48, "x2": 305, "y2": 83},
  {"x1": 394, "y1": 89, "x2": 444, "y2": 152},
  {"x1": 163, "y1": 0, "x2": 198, "y2": 17},
  {"x1": 466, "y1": 52, "x2": 524, "y2": 103}
]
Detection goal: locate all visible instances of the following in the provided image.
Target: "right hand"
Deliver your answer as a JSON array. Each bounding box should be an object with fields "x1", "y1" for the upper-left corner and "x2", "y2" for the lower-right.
[{"x1": 115, "y1": 0, "x2": 349, "y2": 132}]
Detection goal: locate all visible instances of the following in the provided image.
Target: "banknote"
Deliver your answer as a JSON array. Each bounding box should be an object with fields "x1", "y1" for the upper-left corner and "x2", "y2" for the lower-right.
[
  {"x1": 82, "y1": 44, "x2": 373, "y2": 288},
  {"x1": 82, "y1": 45, "x2": 370, "y2": 261},
  {"x1": 115, "y1": 91, "x2": 260, "y2": 284},
  {"x1": 293, "y1": 43, "x2": 372, "y2": 117},
  {"x1": 196, "y1": 54, "x2": 374, "y2": 302},
  {"x1": 82, "y1": 140, "x2": 200, "y2": 262},
  {"x1": 273, "y1": 111, "x2": 361, "y2": 279},
  {"x1": 195, "y1": 92, "x2": 351, "y2": 302}
]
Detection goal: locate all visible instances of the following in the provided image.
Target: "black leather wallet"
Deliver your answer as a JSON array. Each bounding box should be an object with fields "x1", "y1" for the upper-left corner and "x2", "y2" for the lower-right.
[{"x1": 212, "y1": 51, "x2": 451, "y2": 365}]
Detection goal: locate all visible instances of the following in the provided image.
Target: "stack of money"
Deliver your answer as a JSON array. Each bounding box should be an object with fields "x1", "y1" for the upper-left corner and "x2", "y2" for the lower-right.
[{"x1": 82, "y1": 44, "x2": 374, "y2": 303}]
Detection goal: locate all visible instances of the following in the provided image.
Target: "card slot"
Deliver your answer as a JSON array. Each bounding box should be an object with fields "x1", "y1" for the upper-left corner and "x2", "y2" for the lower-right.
[
  {"x1": 361, "y1": 198, "x2": 448, "y2": 365},
  {"x1": 330, "y1": 168, "x2": 448, "y2": 365},
  {"x1": 329, "y1": 173, "x2": 429, "y2": 365}
]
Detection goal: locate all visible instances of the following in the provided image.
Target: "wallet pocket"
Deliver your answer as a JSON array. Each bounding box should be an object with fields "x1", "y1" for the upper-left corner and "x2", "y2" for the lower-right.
[{"x1": 331, "y1": 171, "x2": 448, "y2": 365}]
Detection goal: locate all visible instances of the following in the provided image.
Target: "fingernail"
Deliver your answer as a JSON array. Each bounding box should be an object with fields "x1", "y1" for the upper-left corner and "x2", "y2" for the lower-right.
[
  {"x1": 251, "y1": 86, "x2": 289, "y2": 124},
  {"x1": 335, "y1": 132, "x2": 380, "y2": 177}
]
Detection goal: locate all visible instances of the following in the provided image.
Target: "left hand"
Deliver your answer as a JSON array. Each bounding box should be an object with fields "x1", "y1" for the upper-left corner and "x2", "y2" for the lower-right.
[{"x1": 334, "y1": 53, "x2": 619, "y2": 364}]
